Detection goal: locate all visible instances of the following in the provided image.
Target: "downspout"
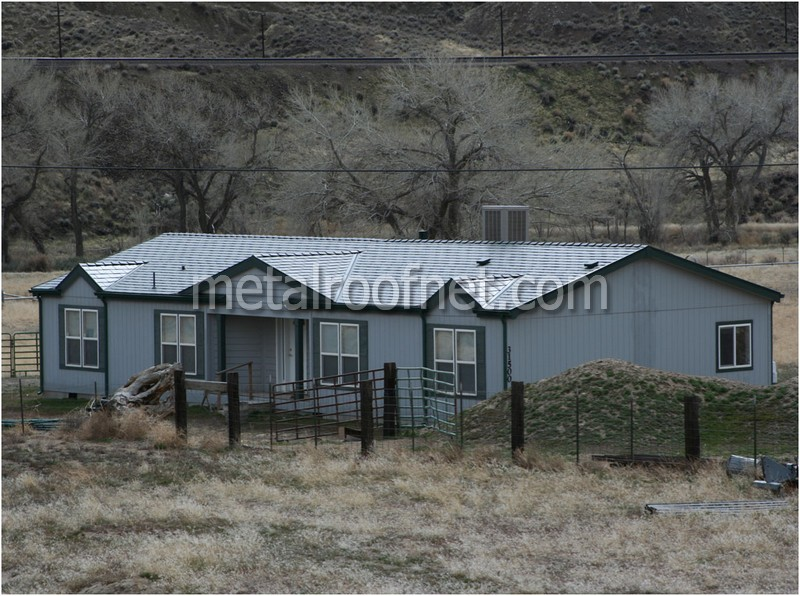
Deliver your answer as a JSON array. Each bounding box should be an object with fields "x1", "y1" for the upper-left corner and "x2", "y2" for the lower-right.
[
  {"x1": 294, "y1": 318, "x2": 305, "y2": 381},
  {"x1": 37, "y1": 296, "x2": 44, "y2": 394},
  {"x1": 502, "y1": 314, "x2": 509, "y2": 391},
  {"x1": 217, "y1": 313, "x2": 226, "y2": 375},
  {"x1": 769, "y1": 302, "x2": 774, "y2": 385},
  {"x1": 101, "y1": 296, "x2": 109, "y2": 398},
  {"x1": 420, "y1": 310, "x2": 428, "y2": 368}
]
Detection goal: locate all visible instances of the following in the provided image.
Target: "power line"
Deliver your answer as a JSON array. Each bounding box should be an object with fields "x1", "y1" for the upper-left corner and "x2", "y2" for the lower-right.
[
  {"x1": 5, "y1": 51, "x2": 797, "y2": 66},
  {"x1": 1, "y1": 163, "x2": 797, "y2": 174}
]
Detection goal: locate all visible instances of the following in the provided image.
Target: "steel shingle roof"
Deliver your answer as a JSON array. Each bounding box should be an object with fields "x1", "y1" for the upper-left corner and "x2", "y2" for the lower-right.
[{"x1": 32, "y1": 233, "x2": 647, "y2": 311}]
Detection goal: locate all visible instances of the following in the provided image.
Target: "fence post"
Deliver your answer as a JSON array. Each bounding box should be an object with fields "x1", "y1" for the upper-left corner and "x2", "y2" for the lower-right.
[
  {"x1": 228, "y1": 372, "x2": 240, "y2": 447},
  {"x1": 360, "y1": 380, "x2": 374, "y2": 456},
  {"x1": 18, "y1": 378, "x2": 25, "y2": 436},
  {"x1": 174, "y1": 367, "x2": 187, "y2": 440},
  {"x1": 575, "y1": 393, "x2": 580, "y2": 464},
  {"x1": 753, "y1": 395, "x2": 758, "y2": 475},
  {"x1": 684, "y1": 394, "x2": 700, "y2": 461},
  {"x1": 511, "y1": 381, "x2": 525, "y2": 456},
  {"x1": 383, "y1": 362, "x2": 398, "y2": 438}
]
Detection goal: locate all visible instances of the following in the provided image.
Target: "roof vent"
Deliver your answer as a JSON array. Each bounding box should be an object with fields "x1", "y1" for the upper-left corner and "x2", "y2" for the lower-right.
[{"x1": 482, "y1": 205, "x2": 529, "y2": 242}]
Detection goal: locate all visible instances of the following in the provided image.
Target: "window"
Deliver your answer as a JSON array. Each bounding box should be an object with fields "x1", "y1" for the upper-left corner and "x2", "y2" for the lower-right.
[
  {"x1": 160, "y1": 313, "x2": 197, "y2": 375},
  {"x1": 718, "y1": 322, "x2": 752, "y2": 370},
  {"x1": 64, "y1": 308, "x2": 99, "y2": 369},
  {"x1": 320, "y1": 322, "x2": 359, "y2": 383},
  {"x1": 433, "y1": 328, "x2": 477, "y2": 395}
]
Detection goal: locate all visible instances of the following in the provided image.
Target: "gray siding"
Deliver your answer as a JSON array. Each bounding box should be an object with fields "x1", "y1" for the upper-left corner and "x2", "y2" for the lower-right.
[
  {"x1": 507, "y1": 259, "x2": 773, "y2": 386},
  {"x1": 40, "y1": 277, "x2": 105, "y2": 395},
  {"x1": 105, "y1": 299, "x2": 203, "y2": 392},
  {"x1": 223, "y1": 315, "x2": 276, "y2": 394}
]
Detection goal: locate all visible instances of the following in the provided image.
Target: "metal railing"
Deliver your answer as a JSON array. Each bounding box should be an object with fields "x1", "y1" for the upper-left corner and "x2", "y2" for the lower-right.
[
  {"x1": 269, "y1": 368, "x2": 385, "y2": 445},
  {"x1": 396, "y1": 367, "x2": 458, "y2": 438},
  {"x1": 2, "y1": 332, "x2": 40, "y2": 378}
]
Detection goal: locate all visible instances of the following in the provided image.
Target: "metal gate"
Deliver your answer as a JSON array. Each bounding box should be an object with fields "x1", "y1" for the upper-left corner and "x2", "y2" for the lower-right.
[
  {"x1": 267, "y1": 364, "x2": 462, "y2": 445},
  {"x1": 2, "y1": 332, "x2": 40, "y2": 378}
]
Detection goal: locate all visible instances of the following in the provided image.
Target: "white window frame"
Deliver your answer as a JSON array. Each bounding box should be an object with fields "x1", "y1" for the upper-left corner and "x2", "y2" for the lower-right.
[
  {"x1": 717, "y1": 321, "x2": 752, "y2": 370},
  {"x1": 64, "y1": 308, "x2": 99, "y2": 369},
  {"x1": 433, "y1": 327, "x2": 477, "y2": 396},
  {"x1": 160, "y1": 313, "x2": 197, "y2": 375},
  {"x1": 319, "y1": 322, "x2": 360, "y2": 385}
]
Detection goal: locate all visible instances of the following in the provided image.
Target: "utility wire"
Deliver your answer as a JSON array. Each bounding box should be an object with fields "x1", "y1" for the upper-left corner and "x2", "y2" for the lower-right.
[{"x1": 1, "y1": 163, "x2": 797, "y2": 173}]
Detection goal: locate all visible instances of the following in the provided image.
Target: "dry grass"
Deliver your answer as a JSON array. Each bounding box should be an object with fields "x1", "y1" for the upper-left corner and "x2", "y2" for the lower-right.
[
  {"x1": 2, "y1": 431, "x2": 797, "y2": 593},
  {"x1": 724, "y1": 262, "x2": 798, "y2": 367},
  {"x1": 1, "y1": 271, "x2": 66, "y2": 335}
]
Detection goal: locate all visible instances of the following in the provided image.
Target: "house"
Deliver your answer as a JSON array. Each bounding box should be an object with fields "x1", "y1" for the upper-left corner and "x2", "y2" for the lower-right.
[{"x1": 31, "y1": 233, "x2": 782, "y2": 402}]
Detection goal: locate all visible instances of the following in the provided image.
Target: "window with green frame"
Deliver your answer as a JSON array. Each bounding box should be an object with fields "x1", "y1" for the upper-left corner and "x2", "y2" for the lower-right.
[
  {"x1": 717, "y1": 321, "x2": 752, "y2": 371},
  {"x1": 313, "y1": 319, "x2": 368, "y2": 384},
  {"x1": 426, "y1": 324, "x2": 485, "y2": 398},
  {"x1": 155, "y1": 311, "x2": 204, "y2": 377}
]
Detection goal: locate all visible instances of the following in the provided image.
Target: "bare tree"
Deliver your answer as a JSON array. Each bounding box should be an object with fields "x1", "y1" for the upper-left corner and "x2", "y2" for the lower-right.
[
  {"x1": 380, "y1": 55, "x2": 533, "y2": 239},
  {"x1": 647, "y1": 69, "x2": 797, "y2": 242},
  {"x1": 1, "y1": 60, "x2": 57, "y2": 263},
  {"x1": 275, "y1": 87, "x2": 410, "y2": 236},
  {"x1": 279, "y1": 56, "x2": 568, "y2": 239},
  {"x1": 50, "y1": 64, "x2": 123, "y2": 258},
  {"x1": 611, "y1": 144, "x2": 682, "y2": 244},
  {"x1": 133, "y1": 76, "x2": 272, "y2": 234}
]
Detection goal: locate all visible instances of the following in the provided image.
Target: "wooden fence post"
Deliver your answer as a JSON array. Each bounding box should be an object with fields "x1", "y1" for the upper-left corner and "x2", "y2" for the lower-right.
[
  {"x1": 360, "y1": 380, "x2": 374, "y2": 456},
  {"x1": 228, "y1": 372, "x2": 240, "y2": 447},
  {"x1": 383, "y1": 362, "x2": 398, "y2": 438},
  {"x1": 511, "y1": 381, "x2": 525, "y2": 456},
  {"x1": 684, "y1": 394, "x2": 700, "y2": 461},
  {"x1": 174, "y1": 367, "x2": 187, "y2": 440}
]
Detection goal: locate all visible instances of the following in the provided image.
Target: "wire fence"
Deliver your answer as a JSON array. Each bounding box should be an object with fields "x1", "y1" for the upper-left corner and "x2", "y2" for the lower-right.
[{"x1": 524, "y1": 389, "x2": 798, "y2": 463}]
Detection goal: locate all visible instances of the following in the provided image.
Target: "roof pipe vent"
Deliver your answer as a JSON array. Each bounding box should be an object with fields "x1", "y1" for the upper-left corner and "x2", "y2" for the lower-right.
[{"x1": 418, "y1": 230, "x2": 429, "y2": 240}]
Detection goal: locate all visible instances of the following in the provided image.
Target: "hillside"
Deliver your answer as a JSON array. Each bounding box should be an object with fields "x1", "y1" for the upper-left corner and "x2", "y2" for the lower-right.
[
  {"x1": 462, "y1": 359, "x2": 798, "y2": 457},
  {"x1": 1, "y1": 3, "x2": 797, "y2": 270},
  {"x1": 2, "y1": 2, "x2": 797, "y2": 58}
]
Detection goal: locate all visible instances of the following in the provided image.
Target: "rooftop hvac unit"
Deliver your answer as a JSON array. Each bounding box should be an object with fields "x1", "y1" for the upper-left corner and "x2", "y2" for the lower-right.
[{"x1": 481, "y1": 205, "x2": 529, "y2": 241}]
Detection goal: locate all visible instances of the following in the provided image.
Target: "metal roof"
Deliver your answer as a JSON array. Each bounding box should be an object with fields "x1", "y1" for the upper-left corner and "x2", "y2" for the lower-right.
[{"x1": 30, "y1": 232, "x2": 781, "y2": 310}]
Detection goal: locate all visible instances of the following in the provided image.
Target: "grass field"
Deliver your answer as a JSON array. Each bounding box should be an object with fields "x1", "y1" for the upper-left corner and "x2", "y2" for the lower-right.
[
  {"x1": 2, "y1": 244, "x2": 798, "y2": 594},
  {"x1": 2, "y1": 426, "x2": 797, "y2": 593}
]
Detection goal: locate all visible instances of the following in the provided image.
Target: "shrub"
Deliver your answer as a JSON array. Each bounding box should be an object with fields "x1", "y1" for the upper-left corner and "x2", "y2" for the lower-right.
[
  {"x1": 117, "y1": 408, "x2": 151, "y2": 440},
  {"x1": 76, "y1": 410, "x2": 118, "y2": 441}
]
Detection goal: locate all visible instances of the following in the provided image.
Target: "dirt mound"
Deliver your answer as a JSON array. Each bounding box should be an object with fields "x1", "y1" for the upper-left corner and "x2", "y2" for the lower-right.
[{"x1": 462, "y1": 359, "x2": 798, "y2": 456}]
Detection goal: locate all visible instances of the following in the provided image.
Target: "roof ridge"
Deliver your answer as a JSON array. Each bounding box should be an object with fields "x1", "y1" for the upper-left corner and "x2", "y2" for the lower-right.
[
  {"x1": 257, "y1": 250, "x2": 362, "y2": 258},
  {"x1": 83, "y1": 260, "x2": 147, "y2": 267}
]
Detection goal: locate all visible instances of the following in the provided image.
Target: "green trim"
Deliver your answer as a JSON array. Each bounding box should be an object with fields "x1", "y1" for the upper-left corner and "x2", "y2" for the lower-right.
[
  {"x1": 502, "y1": 315, "x2": 508, "y2": 390},
  {"x1": 311, "y1": 318, "x2": 368, "y2": 379},
  {"x1": 424, "y1": 323, "x2": 486, "y2": 399},
  {"x1": 37, "y1": 297, "x2": 44, "y2": 394},
  {"x1": 101, "y1": 297, "x2": 109, "y2": 398},
  {"x1": 217, "y1": 314, "x2": 227, "y2": 374},
  {"x1": 511, "y1": 246, "x2": 782, "y2": 314},
  {"x1": 153, "y1": 310, "x2": 206, "y2": 378},
  {"x1": 58, "y1": 304, "x2": 106, "y2": 372},
  {"x1": 420, "y1": 311, "x2": 428, "y2": 371},
  {"x1": 295, "y1": 319, "x2": 305, "y2": 381}
]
